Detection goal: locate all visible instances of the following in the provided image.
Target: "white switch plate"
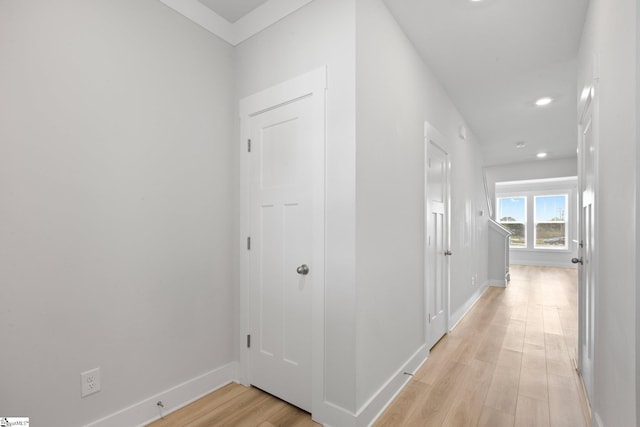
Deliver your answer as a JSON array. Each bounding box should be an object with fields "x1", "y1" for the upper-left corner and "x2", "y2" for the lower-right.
[{"x1": 81, "y1": 368, "x2": 101, "y2": 397}]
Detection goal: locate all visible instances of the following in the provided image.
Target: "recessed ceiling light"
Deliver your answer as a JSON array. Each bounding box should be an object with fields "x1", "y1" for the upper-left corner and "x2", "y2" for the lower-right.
[
  {"x1": 535, "y1": 97, "x2": 553, "y2": 106},
  {"x1": 537, "y1": 152, "x2": 548, "y2": 158},
  {"x1": 516, "y1": 142, "x2": 526, "y2": 149}
]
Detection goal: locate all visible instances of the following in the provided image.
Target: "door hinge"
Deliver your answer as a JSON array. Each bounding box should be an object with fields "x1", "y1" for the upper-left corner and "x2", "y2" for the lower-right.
[
  {"x1": 248, "y1": 139, "x2": 252, "y2": 152},
  {"x1": 247, "y1": 334, "x2": 251, "y2": 348},
  {"x1": 247, "y1": 237, "x2": 251, "y2": 250},
  {"x1": 428, "y1": 313, "x2": 431, "y2": 324}
]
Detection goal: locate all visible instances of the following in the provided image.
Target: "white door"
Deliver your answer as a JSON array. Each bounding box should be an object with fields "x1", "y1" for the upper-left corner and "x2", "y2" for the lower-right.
[
  {"x1": 240, "y1": 69, "x2": 326, "y2": 414},
  {"x1": 425, "y1": 124, "x2": 450, "y2": 349},
  {"x1": 577, "y1": 83, "x2": 597, "y2": 402}
]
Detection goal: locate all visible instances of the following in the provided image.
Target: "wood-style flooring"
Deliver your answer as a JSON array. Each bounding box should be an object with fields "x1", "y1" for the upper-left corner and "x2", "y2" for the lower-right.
[
  {"x1": 375, "y1": 265, "x2": 589, "y2": 427},
  {"x1": 147, "y1": 265, "x2": 589, "y2": 427}
]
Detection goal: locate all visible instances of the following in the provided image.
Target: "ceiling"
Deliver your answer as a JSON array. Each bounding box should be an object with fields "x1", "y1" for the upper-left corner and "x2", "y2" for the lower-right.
[
  {"x1": 382, "y1": 0, "x2": 589, "y2": 166},
  {"x1": 198, "y1": 0, "x2": 269, "y2": 23},
  {"x1": 191, "y1": 0, "x2": 590, "y2": 166}
]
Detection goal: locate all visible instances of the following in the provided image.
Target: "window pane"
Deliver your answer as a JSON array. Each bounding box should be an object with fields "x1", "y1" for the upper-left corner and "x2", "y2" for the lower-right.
[
  {"x1": 498, "y1": 197, "x2": 526, "y2": 222},
  {"x1": 534, "y1": 195, "x2": 568, "y2": 249},
  {"x1": 535, "y1": 195, "x2": 567, "y2": 222},
  {"x1": 497, "y1": 197, "x2": 526, "y2": 248},
  {"x1": 504, "y1": 223, "x2": 526, "y2": 247},
  {"x1": 535, "y1": 223, "x2": 566, "y2": 248}
]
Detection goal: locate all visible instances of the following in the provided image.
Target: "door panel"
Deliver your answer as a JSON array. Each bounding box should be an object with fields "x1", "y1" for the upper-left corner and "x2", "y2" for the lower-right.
[
  {"x1": 425, "y1": 126, "x2": 450, "y2": 350},
  {"x1": 578, "y1": 85, "x2": 596, "y2": 402},
  {"x1": 249, "y1": 97, "x2": 313, "y2": 412}
]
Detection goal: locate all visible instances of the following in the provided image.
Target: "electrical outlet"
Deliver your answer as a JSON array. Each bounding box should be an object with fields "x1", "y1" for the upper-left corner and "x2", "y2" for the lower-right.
[
  {"x1": 81, "y1": 368, "x2": 101, "y2": 397},
  {"x1": 471, "y1": 276, "x2": 476, "y2": 286}
]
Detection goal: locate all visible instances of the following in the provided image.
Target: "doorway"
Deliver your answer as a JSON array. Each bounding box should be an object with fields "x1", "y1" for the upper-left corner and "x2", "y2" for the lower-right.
[
  {"x1": 577, "y1": 81, "x2": 597, "y2": 403},
  {"x1": 239, "y1": 68, "x2": 326, "y2": 414},
  {"x1": 424, "y1": 123, "x2": 451, "y2": 349}
]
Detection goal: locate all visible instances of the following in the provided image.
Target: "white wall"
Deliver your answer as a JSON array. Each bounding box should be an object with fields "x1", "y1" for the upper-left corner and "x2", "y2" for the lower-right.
[
  {"x1": 354, "y1": 0, "x2": 488, "y2": 410},
  {"x1": 234, "y1": 0, "x2": 358, "y2": 416},
  {"x1": 637, "y1": 2, "x2": 640, "y2": 421},
  {"x1": 578, "y1": 0, "x2": 637, "y2": 425},
  {"x1": 0, "y1": 1, "x2": 235, "y2": 426},
  {"x1": 484, "y1": 157, "x2": 577, "y2": 211}
]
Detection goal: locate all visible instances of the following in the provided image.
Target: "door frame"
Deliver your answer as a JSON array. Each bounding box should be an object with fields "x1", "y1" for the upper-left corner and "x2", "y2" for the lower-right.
[
  {"x1": 238, "y1": 67, "x2": 327, "y2": 416},
  {"x1": 424, "y1": 122, "x2": 451, "y2": 348},
  {"x1": 577, "y1": 79, "x2": 599, "y2": 404}
]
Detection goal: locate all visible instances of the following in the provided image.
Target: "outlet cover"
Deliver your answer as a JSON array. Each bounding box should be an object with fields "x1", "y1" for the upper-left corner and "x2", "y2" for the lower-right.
[{"x1": 81, "y1": 368, "x2": 101, "y2": 397}]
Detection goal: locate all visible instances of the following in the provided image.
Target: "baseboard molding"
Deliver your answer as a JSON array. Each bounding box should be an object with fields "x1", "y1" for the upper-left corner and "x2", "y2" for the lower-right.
[
  {"x1": 316, "y1": 400, "x2": 357, "y2": 427},
  {"x1": 487, "y1": 279, "x2": 507, "y2": 287},
  {"x1": 317, "y1": 345, "x2": 428, "y2": 427},
  {"x1": 509, "y1": 259, "x2": 578, "y2": 269},
  {"x1": 84, "y1": 362, "x2": 239, "y2": 427},
  {"x1": 592, "y1": 412, "x2": 603, "y2": 427},
  {"x1": 356, "y1": 345, "x2": 428, "y2": 427},
  {"x1": 449, "y1": 284, "x2": 490, "y2": 331}
]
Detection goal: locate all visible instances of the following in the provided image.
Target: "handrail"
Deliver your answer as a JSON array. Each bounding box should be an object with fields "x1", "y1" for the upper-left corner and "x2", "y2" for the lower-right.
[{"x1": 489, "y1": 219, "x2": 512, "y2": 236}]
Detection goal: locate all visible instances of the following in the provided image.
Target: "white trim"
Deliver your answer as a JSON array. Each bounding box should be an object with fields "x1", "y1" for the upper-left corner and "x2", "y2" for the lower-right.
[
  {"x1": 592, "y1": 412, "x2": 603, "y2": 427},
  {"x1": 314, "y1": 345, "x2": 428, "y2": 427},
  {"x1": 496, "y1": 176, "x2": 578, "y2": 188},
  {"x1": 158, "y1": 0, "x2": 313, "y2": 45},
  {"x1": 356, "y1": 345, "x2": 428, "y2": 427},
  {"x1": 316, "y1": 401, "x2": 357, "y2": 427},
  {"x1": 239, "y1": 66, "x2": 327, "y2": 421},
  {"x1": 507, "y1": 259, "x2": 578, "y2": 269},
  {"x1": 235, "y1": 0, "x2": 314, "y2": 44},
  {"x1": 487, "y1": 279, "x2": 508, "y2": 287},
  {"x1": 159, "y1": 0, "x2": 234, "y2": 41},
  {"x1": 84, "y1": 362, "x2": 238, "y2": 427},
  {"x1": 449, "y1": 284, "x2": 490, "y2": 330}
]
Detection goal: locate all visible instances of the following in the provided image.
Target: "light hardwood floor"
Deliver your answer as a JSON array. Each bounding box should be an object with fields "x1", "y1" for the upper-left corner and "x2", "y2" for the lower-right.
[
  {"x1": 147, "y1": 265, "x2": 589, "y2": 427},
  {"x1": 375, "y1": 265, "x2": 590, "y2": 427}
]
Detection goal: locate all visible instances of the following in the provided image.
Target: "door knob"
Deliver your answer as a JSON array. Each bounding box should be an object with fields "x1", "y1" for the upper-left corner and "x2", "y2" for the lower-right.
[
  {"x1": 296, "y1": 264, "x2": 309, "y2": 275},
  {"x1": 571, "y1": 257, "x2": 583, "y2": 265},
  {"x1": 444, "y1": 250, "x2": 452, "y2": 256}
]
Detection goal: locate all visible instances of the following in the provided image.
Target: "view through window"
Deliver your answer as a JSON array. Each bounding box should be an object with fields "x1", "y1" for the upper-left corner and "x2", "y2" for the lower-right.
[
  {"x1": 497, "y1": 193, "x2": 570, "y2": 251},
  {"x1": 534, "y1": 195, "x2": 568, "y2": 249},
  {"x1": 497, "y1": 197, "x2": 526, "y2": 248}
]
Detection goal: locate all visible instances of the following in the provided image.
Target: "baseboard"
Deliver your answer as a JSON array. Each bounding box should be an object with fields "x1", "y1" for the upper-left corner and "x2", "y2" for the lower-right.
[
  {"x1": 449, "y1": 284, "x2": 490, "y2": 331},
  {"x1": 84, "y1": 362, "x2": 239, "y2": 427},
  {"x1": 509, "y1": 259, "x2": 577, "y2": 269},
  {"x1": 592, "y1": 411, "x2": 603, "y2": 427},
  {"x1": 487, "y1": 279, "x2": 507, "y2": 287},
  {"x1": 356, "y1": 345, "x2": 428, "y2": 427},
  {"x1": 316, "y1": 400, "x2": 357, "y2": 427}
]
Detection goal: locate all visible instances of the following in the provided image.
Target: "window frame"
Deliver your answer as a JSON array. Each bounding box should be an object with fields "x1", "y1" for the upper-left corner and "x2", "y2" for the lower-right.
[{"x1": 494, "y1": 177, "x2": 577, "y2": 254}]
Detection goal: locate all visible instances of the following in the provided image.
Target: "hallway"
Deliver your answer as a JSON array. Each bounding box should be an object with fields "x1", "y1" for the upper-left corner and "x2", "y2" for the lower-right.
[
  {"x1": 376, "y1": 265, "x2": 588, "y2": 427},
  {"x1": 147, "y1": 265, "x2": 588, "y2": 426}
]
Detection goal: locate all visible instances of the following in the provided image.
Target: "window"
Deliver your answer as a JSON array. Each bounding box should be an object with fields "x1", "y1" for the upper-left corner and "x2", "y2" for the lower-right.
[
  {"x1": 497, "y1": 197, "x2": 526, "y2": 248},
  {"x1": 534, "y1": 195, "x2": 568, "y2": 249},
  {"x1": 495, "y1": 177, "x2": 576, "y2": 256}
]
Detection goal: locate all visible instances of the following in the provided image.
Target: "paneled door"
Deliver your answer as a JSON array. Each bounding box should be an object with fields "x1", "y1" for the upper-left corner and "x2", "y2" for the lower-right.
[
  {"x1": 239, "y1": 68, "x2": 326, "y2": 414},
  {"x1": 576, "y1": 83, "x2": 597, "y2": 403},
  {"x1": 425, "y1": 123, "x2": 451, "y2": 350}
]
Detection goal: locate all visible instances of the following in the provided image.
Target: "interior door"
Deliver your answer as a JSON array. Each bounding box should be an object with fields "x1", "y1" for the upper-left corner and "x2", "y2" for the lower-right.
[
  {"x1": 247, "y1": 95, "x2": 314, "y2": 412},
  {"x1": 577, "y1": 83, "x2": 596, "y2": 403},
  {"x1": 425, "y1": 124, "x2": 450, "y2": 349}
]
